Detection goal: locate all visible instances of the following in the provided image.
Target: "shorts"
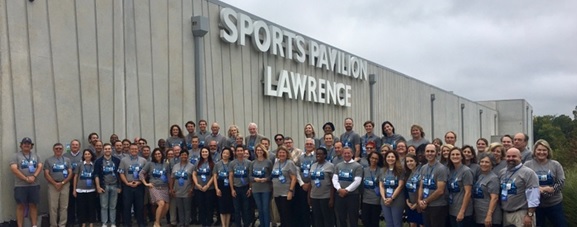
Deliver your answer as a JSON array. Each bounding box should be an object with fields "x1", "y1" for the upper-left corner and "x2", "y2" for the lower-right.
[{"x1": 14, "y1": 185, "x2": 40, "y2": 204}]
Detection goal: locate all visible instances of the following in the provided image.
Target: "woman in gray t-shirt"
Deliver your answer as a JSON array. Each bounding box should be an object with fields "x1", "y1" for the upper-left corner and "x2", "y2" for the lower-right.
[
  {"x1": 140, "y1": 148, "x2": 170, "y2": 227},
  {"x1": 447, "y1": 147, "x2": 474, "y2": 226},
  {"x1": 524, "y1": 139, "x2": 568, "y2": 227},
  {"x1": 73, "y1": 149, "x2": 98, "y2": 226},
  {"x1": 170, "y1": 150, "x2": 194, "y2": 227},
  {"x1": 404, "y1": 154, "x2": 424, "y2": 227},
  {"x1": 310, "y1": 147, "x2": 335, "y2": 227},
  {"x1": 271, "y1": 146, "x2": 297, "y2": 227},
  {"x1": 473, "y1": 153, "x2": 502, "y2": 226},
  {"x1": 249, "y1": 144, "x2": 273, "y2": 227},
  {"x1": 380, "y1": 150, "x2": 406, "y2": 227},
  {"x1": 192, "y1": 147, "x2": 216, "y2": 227}
]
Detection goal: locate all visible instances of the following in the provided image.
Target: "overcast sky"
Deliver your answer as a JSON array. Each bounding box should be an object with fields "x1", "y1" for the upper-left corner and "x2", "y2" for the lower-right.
[{"x1": 220, "y1": 0, "x2": 577, "y2": 117}]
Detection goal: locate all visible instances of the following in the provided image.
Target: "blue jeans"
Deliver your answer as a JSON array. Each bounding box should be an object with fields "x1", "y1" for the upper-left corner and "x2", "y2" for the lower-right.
[
  {"x1": 233, "y1": 186, "x2": 252, "y2": 227},
  {"x1": 382, "y1": 203, "x2": 404, "y2": 227},
  {"x1": 253, "y1": 191, "x2": 271, "y2": 227},
  {"x1": 100, "y1": 185, "x2": 119, "y2": 224},
  {"x1": 536, "y1": 202, "x2": 568, "y2": 227}
]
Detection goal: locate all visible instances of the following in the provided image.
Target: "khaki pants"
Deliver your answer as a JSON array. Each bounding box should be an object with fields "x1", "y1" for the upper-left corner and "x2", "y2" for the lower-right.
[
  {"x1": 270, "y1": 198, "x2": 280, "y2": 224},
  {"x1": 48, "y1": 183, "x2": 70, "y2": 227},
  {"x1": 503, "y1": 209, "x2": 536, "y2": 227}
]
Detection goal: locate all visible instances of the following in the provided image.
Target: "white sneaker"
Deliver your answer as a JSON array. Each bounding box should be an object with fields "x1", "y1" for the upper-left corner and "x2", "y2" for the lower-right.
[
  {"x1": 110, "y1": 225, "x2": 117, "y2": 227},
  {"x1": 101, "y1": 225, "x2": 108, "y2": 227}
]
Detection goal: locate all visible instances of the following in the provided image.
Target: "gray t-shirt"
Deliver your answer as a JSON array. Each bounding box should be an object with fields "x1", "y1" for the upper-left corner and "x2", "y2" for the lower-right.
[
  {"x1": 492, "y1": 160, "x2": 507, "y2": 175},
  {"x1": 194, "y1": 161, "x2": 214, "y2": 189},
  {"x1": 197, "y1": 131, "x2": 209, "y2": 147},
  {"x1": 334, "y1": 161, "x2": 363, "y2": 194},
  {"x1": 362, "y1": 167, "x2": 383, "y2": 205},
  {"x1": 214, "y1": 160, "x2": 231, "y2": 184},
  {"x1": 296, "y1": 152, "x2": 316, "y2": 183},
  {"x1": 467, "y1": 163, "x2": 480, "y2": 179},
  {"x1": 340, "y1": 131, "x2": 361, "y2": 155},
  {"x1": 188, "y1": 149, "x2": 201, "y2": 165},
  {"x1": 419, "y1": 161, "x2": 449, "y2": 207},
  {"x1": 407, "y1": 138, "x2": 430, "y2": 148},
  {"x1": 381, "y1": 134, "x2": 406, "y2": 147},
  {"x1": 10, "y1": 151, "x2": 41, "y2": 187},
  {"x1": 96, "y1": 157, "x2": 119, "y2": 186},
  {"x1": 310, "y1": 162, "x2": 334, "y2": 199},
  {"x1": 271, "y1": 160, "x2": 298, "y2": 197},
  {"x1": 166, "y1": 136, "x2": 186, "y2": 149},
  {"x1": 141, "y1": 161, "x2": 170, "y2": 187},
  {"x1": 63, "y1": 151, "x2": 84, "y2": 173},
  {"x1": 229, "y1": 159, "x2": 251, "y2": 187},
  {"x1": 473, "y1": 171, "x2": 502, "y2": 225},
  {"x1": 171, "y1": 162, "x2": 194, "y2": 197},
  {"x1": 361, "y1": 133, "x2": 381, "y2": 158},
  {"x1": 524, "y1": 159, "x2": 564, "y2": 207},
  {"x1": 118, "y1": 155, "x2": 148, "y2": 183},
  {"x1": 75, "y1": 161, "x2": 96, "y2": 191},
  {"x1": 206, "y1": 133, "x2": 227, "y2": 151},
  {"x1": 249, "y1": 159, "x2": 273, "y2": 193},
  {"x1": 521, "y1": 148, "x2": 532, "y2": 163},
  {"x1": 44, "y1": 155, "x2": 72, "y2": 182},
  {"x1": 405, "y1": 166, "x2": 422, "y2": 203},
  {"x1": 447, "y1": 165, "x2": 474, "y2": 216},
  {"x1": 331, "y1": 154, "x2": 344, "y2": 166},
  {"x1": 499, "y1": 165, "x2": 539, "y2": 211},
  {"x1": 380, "y1": 168, "x2": 406, "y2": 208}
]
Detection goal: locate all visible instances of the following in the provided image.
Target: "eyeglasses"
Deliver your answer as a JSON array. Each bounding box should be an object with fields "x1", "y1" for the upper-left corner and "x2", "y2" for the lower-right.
[{"x1": 275, "y1": 138, "x2": 283, "y2": 141}]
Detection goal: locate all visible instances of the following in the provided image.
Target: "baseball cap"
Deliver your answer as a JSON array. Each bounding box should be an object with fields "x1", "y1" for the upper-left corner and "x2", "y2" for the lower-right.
[{"x1": 20, "y1": 137, "x2": 34, "y2": 144}]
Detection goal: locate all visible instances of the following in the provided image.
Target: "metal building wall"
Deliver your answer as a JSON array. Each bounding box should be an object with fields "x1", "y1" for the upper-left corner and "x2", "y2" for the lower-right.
[{"x1": 0, "y1": 0, "x2": 500, "y2": 220}]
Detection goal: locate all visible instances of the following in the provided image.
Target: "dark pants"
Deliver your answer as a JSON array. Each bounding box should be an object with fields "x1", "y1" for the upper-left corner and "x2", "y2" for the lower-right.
[
  {"x1": 76, "y1": 192, "x2": 98, "y2": 224},
  {"x1": 449, "y1": 215, "x2": 473, "y2": 227},
  {"x1": 334, "y1": 193, "x2": 359, "y2": 227},
  {"x1": 293, "y1": 186, "x2": 311, "y2": 227},
  {"x1": 536, "y1": 202, "x2": 568, "y2": 227},
  {"x1": 233, "y1": 186, "x2": 252, "y2": 227},
  {"x1": 191, "y1": 192, "x2": 198, "y2": 223},
  {"x1": 196, "y1": 189, "x2": 216, "y2": 226},
  {"x1": 67, "y1": 185, "x2": 77, "y2": 226},
  {"x1": 275, "y1": 196, "x2": 293, "y2": 227},
  {"x1": 116, "y1": 190, "x2": 124, "y2": 224},
  {"x1": 123, "y1": 184, "x2": 145, "y2": 227},
  {"x1": 361, "y1": 203, "x2": 381, "y2": 227},
  {"x1": 423, "y1": 205, "x2": 448, "y2": 227},
  {"x1": 311, "y1": 198, "x2": 335, "y2": 227}
]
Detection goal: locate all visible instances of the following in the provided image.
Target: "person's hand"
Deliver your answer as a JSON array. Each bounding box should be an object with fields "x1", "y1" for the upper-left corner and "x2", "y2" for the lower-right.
[
  {"x1": 484, "y1": 215, "x2": 492, "y2": 226},
  {"x1": 523, "y1": 215, "x2": 533, "y2": 227},
  {"x1": 97, "y1": 186, "x2": 105, "y2": 193},
  {"x1": 232, "y1": 189, "x2": 237, "y2": 198},
  {"x1": 73, "y1": 191, "x2": 77, "y2": 198},
  {"x1": 456, "y1": 211, "x2": 464, "y2": 222},
  {"x1": 216, "y1": 189, "x2": 222, "y2": 197},
  {"x1": 328, "y1": 197, "x2": 334, "y2": 208},
  {"x1": 338, "y1": 189, "x2": 348, "y2": 197},
  {"x1": 302, "y1": 183, "x2": 311, "y2": 192},
  {"x1": 287, "y1": 191, "x2": 293, "y2": 200}
]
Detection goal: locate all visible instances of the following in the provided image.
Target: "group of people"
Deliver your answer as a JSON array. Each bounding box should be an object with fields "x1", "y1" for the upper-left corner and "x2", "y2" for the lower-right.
[{"x1": 10, "y1": 118, "x2": 567, "y2": 227}]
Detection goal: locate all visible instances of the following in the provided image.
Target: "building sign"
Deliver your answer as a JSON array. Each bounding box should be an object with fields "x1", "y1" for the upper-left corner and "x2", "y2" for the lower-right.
[{"x1": 219, "y1": 8, "x2": 368, "y2": 107}]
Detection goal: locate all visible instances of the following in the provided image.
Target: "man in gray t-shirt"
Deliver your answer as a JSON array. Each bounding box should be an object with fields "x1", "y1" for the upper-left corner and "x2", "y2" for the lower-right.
[
  {"x1": 499, "y1": 148, "x2": 540, "y2": 227},
  {"x1": 10, "y1": 137, "x2": 43, "y2": 227},
  {"x1": 340, "y1": 118, "x2": 362, "y2": 161},
  {"x1": 44, "y1": 143, "x2": 73, "y2": 227},
  {"x1": 418, "y1": 144, "x2": 449, "y2": 227}
]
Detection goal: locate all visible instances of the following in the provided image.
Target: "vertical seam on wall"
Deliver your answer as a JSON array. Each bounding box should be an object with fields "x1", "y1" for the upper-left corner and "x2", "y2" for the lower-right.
[
  {"x1": 74, "y1": 0, "x2": 85, "y2": 142},
  {"x1": 45, "y1": 0, "x2": 59, "y2": 140},
  {"x1": 25, "y1": 1, "x2": 37, "y2": 142},
  {"x1": 93, "y1": 0, "x2": 102, "y2": 135},
  {"x1": 112, "y1": 0, "x2": 116, "y2": 134},
  {"x1": 133, "y1": 0, "x2": 141, "y2": 137},
  {"x1": 6, "y1": 0, "x2": 17, "y2": 142},
  {"x1": 148, "y1": 0, "x2": 155, "y2": 141}
]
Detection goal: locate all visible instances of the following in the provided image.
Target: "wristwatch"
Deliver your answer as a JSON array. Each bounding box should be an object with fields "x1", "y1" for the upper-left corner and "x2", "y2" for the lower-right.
[{"x1": 527, "y1": 212, "x2": 534, "y2": 217}]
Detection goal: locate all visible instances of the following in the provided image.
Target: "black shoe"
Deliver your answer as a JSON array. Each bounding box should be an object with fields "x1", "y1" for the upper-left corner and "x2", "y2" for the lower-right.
[{"x1": 214, "y1": 219, "x2": 221, "y2": 226}]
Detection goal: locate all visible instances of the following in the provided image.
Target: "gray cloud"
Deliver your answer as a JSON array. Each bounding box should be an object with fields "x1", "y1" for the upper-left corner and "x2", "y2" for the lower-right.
[{"x1": 222, "y1": 0, "x2": 577, "y2": 116}]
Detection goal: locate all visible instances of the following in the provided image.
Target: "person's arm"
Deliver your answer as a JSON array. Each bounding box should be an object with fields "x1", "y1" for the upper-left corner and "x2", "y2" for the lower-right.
[
  {"x1": 392, "y1": 179, "x2": 405, "y2": 200},
  {"x1": 192, "y1": 169, "x2": 201, "y2": 190},
  {"x1": 288, "y1": 173, "x2": 297, "y2": 200},
  {"x1": 332, "y1": 172, "x2": 341, "y2": 190},
  {"x1": 229, "y1": 167, "x2": 236, "y2": 197},
  {"x1": 44, "y1": 168, "x2": 57, "y2": 186},
  {"x1": 485, "y1": 193, "x2": 498, "y2": 225},
  {"x1": 73, "y1": 173, "x2": 79, "y2": 197},
  {"x1": 457, "y1": 185, "x2": 472, "y2": 221},
  {"x1": 10, "y1": 164, "x2": 29, "y2": 181},
  {"x1": 33, "y1": 161, "x2": 43, "y2": 180},
  {"x1": 424, "y1": 181, "x2": 446, "y2": 203},
  {"x1": 213, "y1": 171, "x2": 221, "y2": 196}
]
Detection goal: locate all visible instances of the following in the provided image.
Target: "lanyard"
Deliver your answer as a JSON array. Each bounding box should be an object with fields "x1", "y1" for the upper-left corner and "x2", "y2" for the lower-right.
[
  {"x1": 315, "y1": 163, "x2": 325, "y2": 172},
  {"x1": 83, "y1": 163, "x2": 93, "y2": 173},
  {"x1": 22, "y1": 152, "x2": 32, "y2": 163},
  {"x1": 222, "y1": 161, "x2": 229, "y2": 172},
  {"x1": 450, "y1": 165, "x2": 462, "y2": 181},
  {"x1": 506, "y1": 165, "x2": 522, "y2": 181},
  {"x1": 278, "y1": 160, "x2": 287, "y2": 172},
  {"x1": 56, "y1": 156, "x2": 64, "y2": 164},
  {"x1": 369, "y1": 168, "x2": 377, "y2": 181},
  {"x1": 154, "y1": 162, "x2": 163, "y2": 171},
  {"x1": 426, "y1": 163, "x2": 436, "y2": 178}
]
